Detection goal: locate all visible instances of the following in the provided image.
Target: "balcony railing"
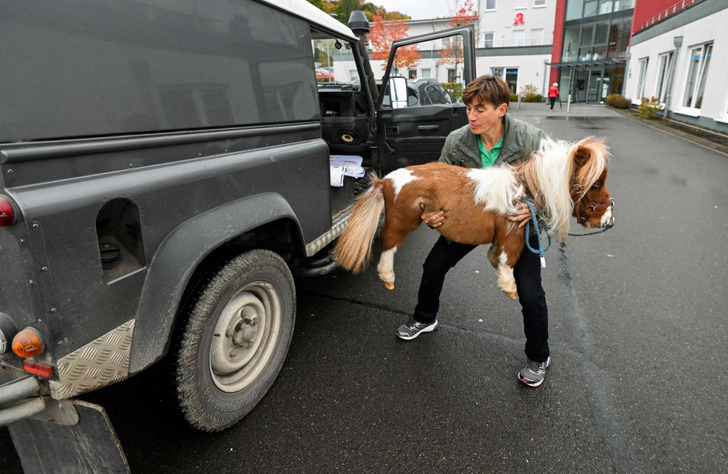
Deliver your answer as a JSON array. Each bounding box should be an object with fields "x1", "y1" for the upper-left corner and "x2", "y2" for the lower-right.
[
  {"x1": 637, "y1": 0, "x2": 702, "y2": 31},
  {"x1": 483, "y1": 35, "x2": 553, "y2": 48}
]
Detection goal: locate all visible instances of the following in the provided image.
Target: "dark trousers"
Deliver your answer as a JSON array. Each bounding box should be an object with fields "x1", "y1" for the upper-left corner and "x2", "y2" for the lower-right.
[
  {"x1": 549, "y1": 97, "x2": 557, "y2": 109},
  {"x1": 413, "y1": 234, "x2": 550, "y2": 362}
]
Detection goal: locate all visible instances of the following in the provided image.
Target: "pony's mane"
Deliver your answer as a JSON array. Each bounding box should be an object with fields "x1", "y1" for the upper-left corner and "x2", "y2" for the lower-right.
[
  {"x1": 467, "y1": 166, "x2": 524, "y2": 215},
  {"x1": 518, "y1": 137, "x2": 609, "y2": 242}
]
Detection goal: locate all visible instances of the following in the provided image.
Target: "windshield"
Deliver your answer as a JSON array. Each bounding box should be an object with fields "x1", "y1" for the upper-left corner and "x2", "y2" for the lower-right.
[{"x1": 312, "y1": 38, "x2": 361, "y2": 88}]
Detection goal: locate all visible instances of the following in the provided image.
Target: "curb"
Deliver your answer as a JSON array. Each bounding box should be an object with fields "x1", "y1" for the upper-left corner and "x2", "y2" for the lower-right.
[{"x1": 608, "y1": 108, "x2": 728, "y2": 156}]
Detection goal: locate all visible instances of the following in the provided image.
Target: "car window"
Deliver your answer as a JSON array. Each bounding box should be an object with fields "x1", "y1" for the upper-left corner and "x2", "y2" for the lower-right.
[{"x1": 425, "y1": 85, "x2": 450, "y2": 105}]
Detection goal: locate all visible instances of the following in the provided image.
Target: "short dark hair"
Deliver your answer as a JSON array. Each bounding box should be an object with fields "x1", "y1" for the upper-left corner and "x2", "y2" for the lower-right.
[{"x1": 462, "y1": 75, "x2": 511, "y2": 108}]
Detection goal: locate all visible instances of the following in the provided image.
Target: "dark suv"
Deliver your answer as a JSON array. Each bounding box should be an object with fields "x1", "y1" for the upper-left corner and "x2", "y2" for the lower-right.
[{"x1": 0, "y1": 2, "x2": 476, "y2": 470}]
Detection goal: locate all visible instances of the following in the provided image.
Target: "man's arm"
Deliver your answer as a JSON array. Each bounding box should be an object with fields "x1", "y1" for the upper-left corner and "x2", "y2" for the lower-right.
[
  {"x1": 437, "y1": 132, "x2": 457, "y2": 165},
  {"x1": 420, "y1": 203, "x2": 444, "y2": 228}
]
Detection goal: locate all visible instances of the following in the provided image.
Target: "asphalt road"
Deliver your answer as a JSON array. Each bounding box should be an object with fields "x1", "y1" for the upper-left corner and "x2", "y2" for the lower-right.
[{"x1": 2, "y1": 108, "x2": 727, "y2": 472}]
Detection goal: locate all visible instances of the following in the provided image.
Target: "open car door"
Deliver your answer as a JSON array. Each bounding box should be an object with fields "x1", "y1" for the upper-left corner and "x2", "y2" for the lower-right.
[{"x1": 375, "y1": 26, "x2": 476, "y2": 175}]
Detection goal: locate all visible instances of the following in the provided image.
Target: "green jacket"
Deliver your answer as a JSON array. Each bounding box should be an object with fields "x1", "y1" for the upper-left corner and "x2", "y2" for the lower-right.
[{"x1": 438, "y1": 114, "x2": 546, "y2": 169}]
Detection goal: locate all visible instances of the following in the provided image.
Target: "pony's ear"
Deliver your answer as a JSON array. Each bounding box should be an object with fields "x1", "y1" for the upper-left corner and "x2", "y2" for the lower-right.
[{"x1": 570, "y1": 137, "x2": 605, "y2": 166}]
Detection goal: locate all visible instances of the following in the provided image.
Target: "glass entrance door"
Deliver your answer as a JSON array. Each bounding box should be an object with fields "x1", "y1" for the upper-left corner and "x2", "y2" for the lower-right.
[
  {"x1": 587, "y1": 69, "x2": 602, "y2": 102},
  {"x1": 571, "y1": 70, "x2": 588, "y2": 102}
]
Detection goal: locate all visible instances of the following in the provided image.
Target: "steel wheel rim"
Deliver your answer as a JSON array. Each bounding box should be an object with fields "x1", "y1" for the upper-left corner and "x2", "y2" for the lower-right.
[{"x1": 209, "y1": 282, "x2": 281, "y2": 393}]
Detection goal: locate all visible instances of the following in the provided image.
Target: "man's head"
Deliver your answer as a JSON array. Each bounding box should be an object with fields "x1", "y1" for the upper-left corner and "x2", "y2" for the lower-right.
[
  {"x1": 462, "y1": 75, "x2": 510, "y2": 135},
  {"x1": 462, "y1": 75, "x2": 511, "y2": 110}
]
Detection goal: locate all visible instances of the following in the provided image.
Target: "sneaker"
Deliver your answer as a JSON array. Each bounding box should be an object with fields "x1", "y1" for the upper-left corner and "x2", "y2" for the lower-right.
[
  {"x1": 518, "y1": 356, "x2": 551, "y2": 387},
  {"x1": 395, "y1": 318, "x2": 438, "y2": 340}
]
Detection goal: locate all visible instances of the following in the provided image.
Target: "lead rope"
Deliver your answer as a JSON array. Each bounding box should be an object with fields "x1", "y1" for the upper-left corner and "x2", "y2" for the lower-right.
[
  {"x1": 568, "y1": 222, "x2": 614, "y2": 237},
  {"x1": 523, "y1": 198, "x2": 551, "y2": 268}
]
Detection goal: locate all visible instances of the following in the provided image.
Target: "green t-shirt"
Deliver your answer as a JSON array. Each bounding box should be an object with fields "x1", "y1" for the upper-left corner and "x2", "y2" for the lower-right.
[{"x1": 478, "y1": 136, "x2": 503, "y2": 168}]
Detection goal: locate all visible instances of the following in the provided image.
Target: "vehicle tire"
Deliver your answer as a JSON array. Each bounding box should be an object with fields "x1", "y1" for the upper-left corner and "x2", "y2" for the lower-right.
[{"x1": 174, "y1": 249, "x2": 295, "y2": 432}]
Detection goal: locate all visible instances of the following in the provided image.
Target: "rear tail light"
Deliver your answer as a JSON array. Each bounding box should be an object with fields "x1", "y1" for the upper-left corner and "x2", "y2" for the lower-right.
[
  {"x1": 0, "y1": 196, "x2": 16, "y2": 226},
  {"x1": 12, "y1": 327, "x2": 45, "y2": 358},
  {"x1": 23, "y1": 360, "x2": 54, "y2": 378}
]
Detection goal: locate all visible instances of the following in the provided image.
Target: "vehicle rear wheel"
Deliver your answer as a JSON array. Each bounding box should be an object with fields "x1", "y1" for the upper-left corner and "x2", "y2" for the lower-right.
[{"x1": 174, "y1": 249, "x2": 295, "y2": 432}]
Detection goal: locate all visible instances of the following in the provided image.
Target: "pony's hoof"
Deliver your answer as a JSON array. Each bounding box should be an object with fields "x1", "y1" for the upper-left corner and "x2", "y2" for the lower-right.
[
  {"x1": 505, "y1": 292, "x2": 517, "y2": 300},
  {"x1": 384, "y1": 282, "x2": 395, "y2": 290}
]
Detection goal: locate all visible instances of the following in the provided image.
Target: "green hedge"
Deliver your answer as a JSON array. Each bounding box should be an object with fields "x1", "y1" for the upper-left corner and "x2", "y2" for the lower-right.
[
  {"x1": 639, "y1": 97, "x2": 662, "y2": 119},
  {"x1": 606, "y1": 93, "x2": 630, "y2": 109},
  {"x1": 442, "y1": 82, "x2": 463, "y2": 102}
]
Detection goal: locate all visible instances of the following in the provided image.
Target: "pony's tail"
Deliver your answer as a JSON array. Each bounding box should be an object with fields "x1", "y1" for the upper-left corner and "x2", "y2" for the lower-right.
[{"x1": 333, "y1": 173, "x2": 385, "y2": 273}]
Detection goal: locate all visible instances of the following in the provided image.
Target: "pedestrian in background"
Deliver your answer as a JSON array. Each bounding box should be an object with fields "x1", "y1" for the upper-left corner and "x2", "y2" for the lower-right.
[{"x1": 548, "y1": 82, "x2": 559, "y2": 110}]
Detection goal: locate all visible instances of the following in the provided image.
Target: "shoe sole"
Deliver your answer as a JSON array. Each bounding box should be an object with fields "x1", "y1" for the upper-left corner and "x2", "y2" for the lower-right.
[
  {"x1": 518, "y1": 372, "x2": 544, "y2": 387},
  {"x1": 395, "y1": 321, "x2": 438, "y2": 340},
  {"x1": 518, "y1": 356, "x2": 550, "y2": 387}
]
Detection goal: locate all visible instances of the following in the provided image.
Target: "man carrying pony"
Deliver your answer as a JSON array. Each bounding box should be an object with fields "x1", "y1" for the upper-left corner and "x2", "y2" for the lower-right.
[{"x1": 395, "y1": 75, "x2": 551, "y2": 388}]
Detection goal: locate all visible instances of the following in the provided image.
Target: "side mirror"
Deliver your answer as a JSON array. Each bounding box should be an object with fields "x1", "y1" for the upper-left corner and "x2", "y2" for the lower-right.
[{"x1": 389, "y1": 76, "x2": 408, "y2": 109}]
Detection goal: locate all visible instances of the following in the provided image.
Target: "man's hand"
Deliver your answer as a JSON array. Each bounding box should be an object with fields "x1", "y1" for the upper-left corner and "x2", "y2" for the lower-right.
[
  {"x1": 420, "y1": 203, "x2": 445, "y2": 228},
  {"x1": 508, "y1": 202, "x2": 534, "y2": 228}
]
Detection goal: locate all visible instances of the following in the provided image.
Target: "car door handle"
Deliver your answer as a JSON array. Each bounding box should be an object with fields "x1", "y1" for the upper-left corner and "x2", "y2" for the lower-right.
[{"x1": 418, "y1": 125, "x2": 439, "y2": 131}]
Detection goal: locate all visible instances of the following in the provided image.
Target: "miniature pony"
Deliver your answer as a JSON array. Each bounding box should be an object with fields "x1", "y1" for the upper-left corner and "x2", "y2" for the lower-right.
[{"x1": 333, "y1": 137, "x2": 612, "y2": 298}]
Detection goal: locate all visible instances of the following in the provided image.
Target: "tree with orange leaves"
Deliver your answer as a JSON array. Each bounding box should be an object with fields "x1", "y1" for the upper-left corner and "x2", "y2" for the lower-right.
[
  {"x1": 436, "y1": 0, "x2": 478, "y2": 81},
  {"x1": 368, "y1": 12, "x2": 420, "y2": 74}
]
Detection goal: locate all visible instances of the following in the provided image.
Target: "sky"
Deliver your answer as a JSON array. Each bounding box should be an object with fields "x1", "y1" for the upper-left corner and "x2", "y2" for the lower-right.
[{"x1": 373, "y1": 0, "x2": 455, "y2": 20}]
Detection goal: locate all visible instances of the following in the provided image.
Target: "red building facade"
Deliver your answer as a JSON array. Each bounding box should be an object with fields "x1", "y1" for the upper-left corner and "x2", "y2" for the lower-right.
[
  {"x1": 548, "y1": 0, "x2": 707, "y2": 103},
  {"x1": 549, "y1": 0, "x2": 635, "y2": 103}
]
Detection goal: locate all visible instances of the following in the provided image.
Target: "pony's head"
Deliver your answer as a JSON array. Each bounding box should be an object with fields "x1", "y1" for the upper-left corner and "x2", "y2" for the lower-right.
[
  {"x1": 568, "y1": 137, "x2": 613, "y2": 229},
  {"x1": 517, "y1": 137, "x2": 612, "y2": 242}
]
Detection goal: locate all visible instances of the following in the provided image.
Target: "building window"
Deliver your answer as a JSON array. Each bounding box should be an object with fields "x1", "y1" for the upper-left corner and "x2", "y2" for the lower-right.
[
  {"x1": 598, "y1": 0, "x2": 613, "y2": 14},
  {"x1": 505, "y1": 69, "x2": 518, "y2": 94},
  {"x1": 566, "y1": 0, "x2": 585, "y2": 21},
  {"x1": 447, "y1": 68, "x2": 458, "y2": 83},
  {"x1": 421, "y1": 68, "x2": 432, "y2": 78},
  {"x1": 607, "y1": 17, "x2": 631, "y2": 59},
  {"x1": 515, "y1": 0, "x2": 527, "y2": 8},
  {"x1": 635, "y1": 57, "x2": 649, "y2": 100},
  {"x1": 655, "y1": 52, "x2": 673, "y2": 103},
  {"x1": 534, "y1": 0, "x2": 546, "y2": 6},
  {"x1": 530, "y1": 29, "x2": 544, "y2": 45},
  {"x1": 682, "y1": 43, "x2": 712, "y2": 109},
  {"x1": 513, "y1": 30, "x2": 525, "y2": 47},
  {"x1": 485, "y1": 0, "x2": 496, "y2": 11},
  {"x1": 492, "y1": 67, "x2": 518, "y2": 94},
  {"x1": 613, "y1": 0, "x2": 634, "y2": 12},
  {"x1": 563, "y1": 19, "x2": 629, "y2": 63},
  {"x1": 584, "y1": 0, "x2": 597, "y2": 17},
  {"x1": 562, "y1": 25, "x2": 580, "y2": 61},
  {"x1": 484, "y1": 32, "x2": 494, "y2": 48}
]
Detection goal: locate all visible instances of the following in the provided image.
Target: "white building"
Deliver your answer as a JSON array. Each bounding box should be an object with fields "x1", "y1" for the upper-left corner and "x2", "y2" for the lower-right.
[
  {"x1": 477, "y1": 0, "x2": 556, "y2": 96},
  {"x1": 624, "y1": 1, "x2": 728, "y2": 134},
  {"x1": 366, "y1": 0, "x2": 558, "y2": 97}
]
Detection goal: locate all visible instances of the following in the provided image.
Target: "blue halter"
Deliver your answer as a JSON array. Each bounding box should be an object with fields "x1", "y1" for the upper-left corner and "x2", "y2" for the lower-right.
[{"x1": 523, "y1": 198, "x2": 551, "y2": 268}]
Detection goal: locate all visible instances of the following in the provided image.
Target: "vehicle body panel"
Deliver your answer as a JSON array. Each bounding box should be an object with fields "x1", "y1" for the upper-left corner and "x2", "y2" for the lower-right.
[{"x1": 0, "y1": 0, "x2": 477, "y2": 468}]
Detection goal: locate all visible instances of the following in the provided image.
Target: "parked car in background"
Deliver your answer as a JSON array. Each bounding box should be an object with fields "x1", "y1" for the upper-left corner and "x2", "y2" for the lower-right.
[
  {"x1": 409, "y1": 78, "x2": 453, "y2": 106},
  {"x1": 357, "y1": 77, "x2": 454, "y2": 108},
  {"x1": 316, "y1": 67, "x2": 334, "y2": 82}
]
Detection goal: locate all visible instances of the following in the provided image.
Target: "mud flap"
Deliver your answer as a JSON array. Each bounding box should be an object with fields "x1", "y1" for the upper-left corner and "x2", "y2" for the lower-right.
[{"x1": 8, "y1": 400, "x2": 129, "y2": 473}]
